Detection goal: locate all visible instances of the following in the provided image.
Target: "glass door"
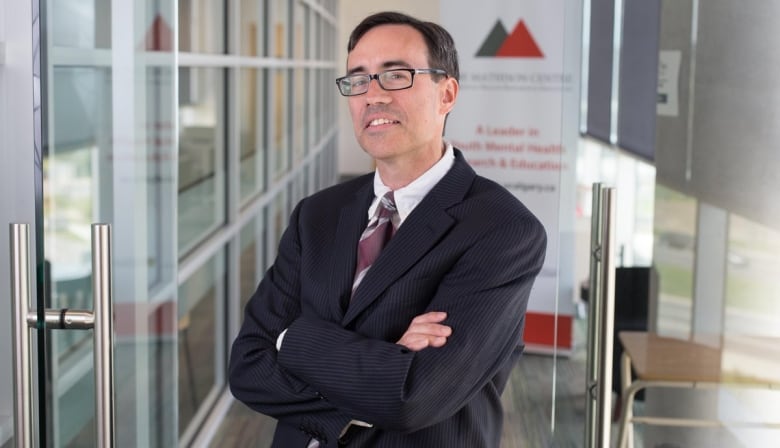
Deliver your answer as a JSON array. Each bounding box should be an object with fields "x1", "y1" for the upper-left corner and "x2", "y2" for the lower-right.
[{"x1": 2, "y1": 0, "x2": 179, "y2": 446}]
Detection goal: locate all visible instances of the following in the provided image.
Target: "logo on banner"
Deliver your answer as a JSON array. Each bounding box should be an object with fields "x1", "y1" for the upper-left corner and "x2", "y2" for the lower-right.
[{"x1": 476, "y1": 20, "x2": 543, "y2": 58}]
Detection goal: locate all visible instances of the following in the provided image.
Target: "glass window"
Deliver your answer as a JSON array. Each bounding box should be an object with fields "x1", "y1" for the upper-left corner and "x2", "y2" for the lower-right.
[
  {"x1": 239, "y1": 217, "x2": 265, "y2": 316},
  {"x1": 266, "y1": 189, "x2": 288, "y2": 263},
  {"x1": 52, "y1": 0, "x2": 111, "y2": 49},
  {"x1": 271, "y1": 0, "x2": 289, "y2": 58},
  {"x1": 725, "y1": 213, "x2": 780, "y2": 337},
  {"x1": 178, "y1": 67, "x2": 226, "y2": 256},
  {"x1": 653, "y1": 184, "x2": 696, "y2": 338},
  {"x1": 146, "y1": 64, "x2": 178, "y2": 292},
  {"x1": 178, "y1": 0, "x2": 225, "y2": 53},
  {"x1": 293, "y1": 3, "x2": 305, "y2": 60},
  {"x1": 270, "y1": 69, "x2": 290, "y2": 180},
  {"x1": 293, "y1": 68, "x2": 305, "y2": 162},
  {"x1": 239, "y1": 0, "x2": 266, "y2": 56},
  {"x1": 46, "y1": 66, "x2": 112, "y2": 360},
  {"x1": 178, "y1": 249, "x2": 226, "y2": 435},
  {"x1": 240, "y1": 68, "x2": 266, "y2": 203}
]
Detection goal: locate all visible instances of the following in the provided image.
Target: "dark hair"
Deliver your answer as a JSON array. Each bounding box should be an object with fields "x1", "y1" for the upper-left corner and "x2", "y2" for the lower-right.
[{"x1": 347, "y1": 11, "x2": 460, "y2": 82}]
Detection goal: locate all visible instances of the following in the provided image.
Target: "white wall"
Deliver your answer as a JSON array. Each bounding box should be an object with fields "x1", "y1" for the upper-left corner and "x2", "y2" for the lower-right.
[{"x1": 337, "y1": 1, "x2": 441, "y2": 176}]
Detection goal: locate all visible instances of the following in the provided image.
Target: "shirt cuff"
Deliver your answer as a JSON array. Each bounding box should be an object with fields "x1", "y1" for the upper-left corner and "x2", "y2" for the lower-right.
[
  {"x1": 276, "y1": 328, "x2": 288, "y2": 351},
  {"x1": 338, "y1": 419, "x2": 373, "y2": 439}
]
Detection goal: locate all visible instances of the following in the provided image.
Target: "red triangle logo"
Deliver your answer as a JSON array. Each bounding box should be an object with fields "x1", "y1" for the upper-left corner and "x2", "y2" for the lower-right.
[{"x1": 496, "y1": 20, "x2": 543, "y2": 58}]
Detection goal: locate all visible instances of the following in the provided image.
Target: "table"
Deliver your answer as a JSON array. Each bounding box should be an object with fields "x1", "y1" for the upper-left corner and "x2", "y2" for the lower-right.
[{"x1": 616, "y1": 331, "x2": 780, "y2": 448}]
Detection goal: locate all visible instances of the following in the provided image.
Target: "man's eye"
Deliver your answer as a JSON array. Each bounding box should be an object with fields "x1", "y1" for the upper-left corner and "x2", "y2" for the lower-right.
[{"x1": 352, "y1": 77, "x2": 369, "y2": 87}]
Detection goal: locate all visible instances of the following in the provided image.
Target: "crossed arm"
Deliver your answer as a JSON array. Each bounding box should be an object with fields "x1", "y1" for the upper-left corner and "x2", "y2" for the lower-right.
[{"x1": 229, "y1": 200, "x2": 546, "y2": 442}]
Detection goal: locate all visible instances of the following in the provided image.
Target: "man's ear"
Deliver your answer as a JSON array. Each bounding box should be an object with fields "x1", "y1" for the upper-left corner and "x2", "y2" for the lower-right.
[{"x1": 439, "y1": 77, "x2": 459, "y2": 115}]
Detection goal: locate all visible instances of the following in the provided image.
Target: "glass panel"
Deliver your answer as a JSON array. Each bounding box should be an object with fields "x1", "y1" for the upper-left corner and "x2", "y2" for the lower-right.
[
  {"x1": 177, "y1": 249, "x2": 226, "y2": 435},
  {"x1": 293, "y1": 3, "x2": 304, "y2": 61},
  {"x1": 51, "y1": 0, "x2": 111, "y2": 49},
  {"x1": 45, "y1": 62, "x2": 109, "y2": 448},
  {"x1": 239, "y1": 217, "x2": 265, "y2": 316},
  {"x1": 269, "y1": 69, "x2": 289, "y2": 180},
  {"x1": 266, "y1": 190, "x2": 287, "y2": 264},
  {"x1": 178, "y1": 67, "x2": 226, "y2": 256},
  {"x1": 42, "y1": 0, "x2": 179, "y2": 446},
  {"x1": 178, "y1": 0, "x2": 225, "y2": 54},
  {"x1": 653, "y1": 184, "x2": 696, "y2": 338},
  {"x1": 46, "y1": 67, "x2": 109, "y2": 362},
  {"x1": 725, "y1": 214, "x2": 780, "y2": 337},
  {"x1": 239, "y1": 0, "x2": 266, "y2": 57},
  {"x1": 271, "y1": 0, "x2": 288, "y2": 58},
  {"x1": 239, "y1": 68, "x2": 266, "y2": 203},
  {"x1": 292, "y1": 68, "x2": 304, "y2": 163}
]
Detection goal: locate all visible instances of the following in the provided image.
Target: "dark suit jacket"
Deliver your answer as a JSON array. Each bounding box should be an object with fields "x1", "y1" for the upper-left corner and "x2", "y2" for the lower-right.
[{"x1": 229, "y1": 149, "x2": 547, "y2": 447}]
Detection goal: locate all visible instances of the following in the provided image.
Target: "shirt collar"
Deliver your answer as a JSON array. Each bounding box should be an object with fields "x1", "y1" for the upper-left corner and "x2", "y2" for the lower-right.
[{"x1": 370, "y1": 142, "x2": 455, "y2": 225}]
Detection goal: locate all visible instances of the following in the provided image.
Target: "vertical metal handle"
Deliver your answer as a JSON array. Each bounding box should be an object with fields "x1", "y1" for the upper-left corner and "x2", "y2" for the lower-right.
[
  {"x1": 8, "y1": 223, "x2": 115, "y2": 447},
  {"x1": 584, "y1": 183, "x2": 604, "y2": 448},
  {"x1": 92, "y1": 223, "x2": 116, "y2": 447},
  {"x1": 10, "y1": 223, "x2": 34, "y2": 448},
  {"x1": 596, "y1": 187, "x2": 617, "y2": 447},
  {"x1": 584, "y1": 185, "x2": 618, "y2": 448}
]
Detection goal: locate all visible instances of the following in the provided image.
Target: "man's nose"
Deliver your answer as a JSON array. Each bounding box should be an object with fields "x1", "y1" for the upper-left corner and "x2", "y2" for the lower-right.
[{"x1": 364, "y1": 77, "x2": 391, "y2": 104}]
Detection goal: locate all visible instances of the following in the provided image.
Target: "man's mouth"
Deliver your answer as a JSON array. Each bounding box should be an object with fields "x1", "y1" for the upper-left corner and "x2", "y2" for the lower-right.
[{"x1": 367, "y1": 118, "x2": 399, "y2": 128}]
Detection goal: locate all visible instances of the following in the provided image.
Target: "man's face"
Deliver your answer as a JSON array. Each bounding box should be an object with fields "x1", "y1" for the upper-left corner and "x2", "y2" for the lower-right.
[{"x1": 346, "y1": 24, "x2": 457, "y2": 167}]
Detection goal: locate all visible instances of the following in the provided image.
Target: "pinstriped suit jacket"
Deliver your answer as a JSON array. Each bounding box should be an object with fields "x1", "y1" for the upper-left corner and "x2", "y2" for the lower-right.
[{"x1": 229, "y1": 149, "x2": 547, "y2": 447}]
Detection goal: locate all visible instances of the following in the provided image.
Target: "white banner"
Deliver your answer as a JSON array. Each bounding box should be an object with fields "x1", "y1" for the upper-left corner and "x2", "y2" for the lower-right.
[{"x1": 441, "y1": 1, "x2": 581, "y2": 351}]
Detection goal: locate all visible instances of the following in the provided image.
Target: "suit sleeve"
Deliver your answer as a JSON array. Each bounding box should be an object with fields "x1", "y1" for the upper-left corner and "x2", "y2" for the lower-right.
[
  {"x1": 276, "y1": 210, "x2": 547, "y2": 433},
  {"x1": 228, "y1": 200, "x2": 353, "y2": 443}
]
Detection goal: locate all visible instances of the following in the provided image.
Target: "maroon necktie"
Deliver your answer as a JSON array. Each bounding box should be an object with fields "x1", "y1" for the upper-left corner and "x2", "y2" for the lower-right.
[{"x1": 352, "y1": 191, "x2": 397, "y2": 294}]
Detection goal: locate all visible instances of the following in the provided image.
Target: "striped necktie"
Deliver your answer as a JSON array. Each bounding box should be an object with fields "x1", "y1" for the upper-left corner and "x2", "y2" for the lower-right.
[{"x1": 352, "y1": 191, "x2": 397, "y2": 294}]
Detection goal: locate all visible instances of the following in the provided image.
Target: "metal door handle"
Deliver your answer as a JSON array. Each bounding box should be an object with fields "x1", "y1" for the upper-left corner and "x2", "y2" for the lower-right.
[
  {"x1": 9, "y1": 223, "x2": 116, "y2": 447},
  {"x1": 584, "y1": 185, "x2": 618, "y2": 448}
]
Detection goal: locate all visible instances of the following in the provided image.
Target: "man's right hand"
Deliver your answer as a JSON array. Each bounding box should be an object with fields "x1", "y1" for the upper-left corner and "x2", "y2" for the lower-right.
[{"x1": 396, "y1": 311, "x2": 452, "y2": 352}]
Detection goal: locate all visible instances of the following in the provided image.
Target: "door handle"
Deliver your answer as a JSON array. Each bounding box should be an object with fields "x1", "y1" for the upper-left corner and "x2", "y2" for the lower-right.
[
  {"x1": 9, "y1": 223, "x2": 116, "y2": 447},
  {"x1": 583, "y1": 185, "x2": 618, "y2": 448}
]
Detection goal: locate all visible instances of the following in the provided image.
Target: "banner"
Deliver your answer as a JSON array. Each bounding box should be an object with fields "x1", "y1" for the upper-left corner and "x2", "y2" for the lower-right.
[{"x1": 441, "y1": 1, "x2": 581, "y2": 353}]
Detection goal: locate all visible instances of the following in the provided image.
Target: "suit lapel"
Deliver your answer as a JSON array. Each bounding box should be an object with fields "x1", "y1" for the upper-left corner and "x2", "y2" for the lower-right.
[
  {"x1": 328, "y1": 181, "x2": 373, "y2": 320},
  {"x1": 343, "y1": 152, "x2": 476, "y2": 326}
]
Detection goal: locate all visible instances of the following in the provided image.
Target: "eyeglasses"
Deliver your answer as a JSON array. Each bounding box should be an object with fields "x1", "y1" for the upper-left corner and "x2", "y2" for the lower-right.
[{"x1": 335, "y1": 68, "x2": 448, "y2": 96}]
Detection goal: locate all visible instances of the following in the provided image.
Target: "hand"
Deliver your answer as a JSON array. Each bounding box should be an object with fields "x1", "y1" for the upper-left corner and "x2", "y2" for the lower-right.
[{"x1": 396, "y1": 311, "x2": 452, "y2": 352}]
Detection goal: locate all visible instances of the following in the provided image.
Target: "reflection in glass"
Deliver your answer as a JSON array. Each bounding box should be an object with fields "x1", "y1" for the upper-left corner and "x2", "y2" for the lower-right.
[
  {"x1": 46, "y1": 66, "x2": 110, "y2": 375},
  {"x1": 240, "y1": 68, "x2": 266, "y2": 203},
  {"x1": 178, "y1": 0, "x2": 225, "y2": 54},
  {"x1": 51, "y1": 0, "x2": 111, "y2": 49},
  {"x1": 725, "y1": 214, "x2": 780, "y2": 337},
  {"x1": 240, "y1": 0, "x2": 266, "y2": 56},
  {"x1": 270, "y1": 69, "x2": 289, "y2": 180},
  {"x1": 272, "y1": 0, "x2": 288, "y2": 58},
  {"x1": 239, "y1": 217, "x2": 265, "y2": 316},
  {"x1": 178, "y1": 250, "x2": 226, "y2": 435},
  {"x1": 293, "y1": 68, "x2": 305, "y2": 162},
  {"x1": 293, "y1": 3, "x2": 304, "y2": 60},
  {"x1": 178, "y1": 67, "x2": 225, "y2": 256},
  {"x1": 266, "y1": 190, "x2": 288, "y2": 263},
  {"x1": 653, "y1": 184, "x2": 696, "y2": 338},
  {"x1": 146, "y1": 64, "x2": 177, "y2": 292}
]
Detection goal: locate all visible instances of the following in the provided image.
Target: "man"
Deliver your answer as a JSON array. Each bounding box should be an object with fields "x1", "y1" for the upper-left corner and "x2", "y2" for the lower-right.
[{"x1": 229, "y1": 11, "x2": 546, "y2": 447}]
